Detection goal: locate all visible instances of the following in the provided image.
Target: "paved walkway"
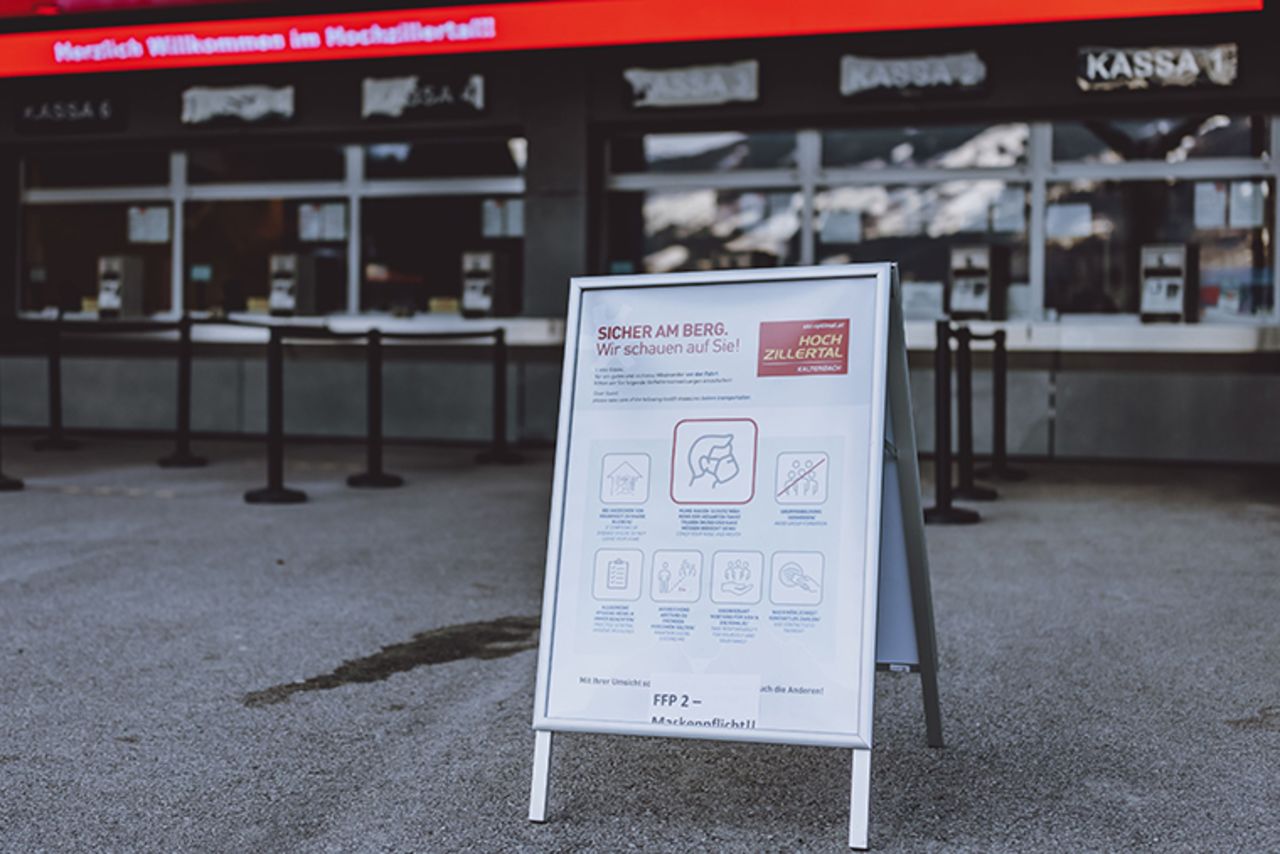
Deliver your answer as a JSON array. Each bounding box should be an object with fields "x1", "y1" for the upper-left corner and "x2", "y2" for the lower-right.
[{"x1": 1, "y1": 438, "x2": 1277, "y2": 852}]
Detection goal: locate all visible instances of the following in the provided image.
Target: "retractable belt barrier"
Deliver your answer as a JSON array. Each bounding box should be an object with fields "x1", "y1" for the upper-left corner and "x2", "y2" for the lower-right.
[
  {"x1": 924, "y1": 322, "x2": 1030, "y2": 526},
  {"x1": 974, "y1": 329, "x2": 1029, "y2": 483},
  {"x1": 923, "y1": 320, "x2": 981, "y2": 525},
  {"x1": 0, "y1": 316, "x2": 517, "y2": 504},
  {"x1": 239, "y1": 322, "x2": 513, "y2": 506}
]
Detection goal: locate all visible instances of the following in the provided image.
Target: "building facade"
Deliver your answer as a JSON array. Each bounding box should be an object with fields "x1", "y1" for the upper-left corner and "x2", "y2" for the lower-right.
[{"x1": 0, "y1": 1, "x2": 1277, "y2": 461}]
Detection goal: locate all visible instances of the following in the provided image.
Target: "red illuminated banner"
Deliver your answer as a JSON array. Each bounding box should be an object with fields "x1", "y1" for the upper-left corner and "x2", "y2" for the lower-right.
[{"x1": 0, "y1": 0, "x2": 1263, "y2": 79}]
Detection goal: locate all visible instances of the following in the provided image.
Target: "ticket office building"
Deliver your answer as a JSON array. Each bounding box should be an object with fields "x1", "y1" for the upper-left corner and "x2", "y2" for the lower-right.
[{"x1": 1, "y1": 7, "x2": 1278, "y2": 461}]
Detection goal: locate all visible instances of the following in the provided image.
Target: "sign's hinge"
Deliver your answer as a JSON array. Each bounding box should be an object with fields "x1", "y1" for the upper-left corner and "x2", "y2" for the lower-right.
[{"x1": 883, "y1": 440, "x2": 898, "y2": 460}]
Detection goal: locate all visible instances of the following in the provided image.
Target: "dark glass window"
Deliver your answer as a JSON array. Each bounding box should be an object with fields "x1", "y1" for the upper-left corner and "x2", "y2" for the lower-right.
[
  {"x1": 361, "y1": 196, "x2": 523, "y2": 313},
  {"x1": 607, "y1": 189, "x2": 801, "y2": 274},
  {"x1": 22, "y1": 204, "x2": 171, "y2": 313},
  {"x1": 184, "y1": 199, "x2": 347, "y2": 314},
  {"x1": 188, "y1": 145, "x2": 344, "y2": 183},
  {"x1": 1052, "y1": 115, "x2": 1263, "y2": 163},
  {"x1": 1046, "y1": 179, "x2": 1274, "y2": 316},
  {"x1": 814, "y1": 181, "x2": 1029, "y2": 293},
  {"x1": 822, "y1": 124, "x2": 1029, "y2": 169},
  {"x1": 364, "y1": 138, "x2": 526, "y2": 179},
  {"x1": 611, "y1": 132, "x2": 797, "y2": 173},
  {"x1": 24, "y1": 150, "x2": 168, "y2": 188}
]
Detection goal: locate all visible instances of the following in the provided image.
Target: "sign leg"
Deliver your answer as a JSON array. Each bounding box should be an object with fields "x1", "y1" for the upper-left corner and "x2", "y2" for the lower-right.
[
  {"x1": 848, "y1": 748, "x2": 871, "y2": 850},
  {"x1": 528, "y1": 730, "x2": 554, "y2": 823}
]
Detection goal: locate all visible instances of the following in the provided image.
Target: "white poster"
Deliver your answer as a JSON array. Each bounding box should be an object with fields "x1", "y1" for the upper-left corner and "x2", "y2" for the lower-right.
[
  {"x1": 1194, "y1": 182, "x2": 1228, "y2": 230},
  {"x1": 321, "y1": 203, "x2": 347, "y2": 241},
  {"x1": 298, "y1": 204, "x2": 323, "y2": 242},
  {"x1": 1228, "y1": 181, "x2": 1264, "y2": 229},
  {"x1": 482, "y1": 198, "x2": 505, "y2": 237},
  {"x1": 127, "y1": 206, "x2": 170, "y2": 244},
  {"x1": 991, "y1": 187, "x2": 1026, "y2": 233},
  {"x1": 1046, "y1": 203, "x2": 1092, "y2": 239},
  {"x1": 534, "y1": 268, "x2": 891, "y2": 748}
]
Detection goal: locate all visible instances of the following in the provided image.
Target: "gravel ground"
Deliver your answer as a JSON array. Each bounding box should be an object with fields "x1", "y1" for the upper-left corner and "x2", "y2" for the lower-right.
[{"x1": 1, "y1": 437, "x2": 1277, "y2": 853}]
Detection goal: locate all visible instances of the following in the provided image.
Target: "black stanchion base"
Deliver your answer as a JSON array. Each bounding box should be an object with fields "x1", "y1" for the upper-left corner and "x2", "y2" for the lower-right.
[
  {"x1": 976, "y1": 465, "x2": 1030, "y2": 482},
  {"x1": 476, "y1": 448, "x2": 524, "y2": 465},
  {"x1": 158, "y1": 452, "x2": 208, "y2": 469},
  {"x1": 347, "y1": 471, "x2": 405, "y2": 489},
  {"x1": 244, "y1": 486, "x2": 307, "y2": 505},
  {"x1": 33, "y1": 436, "x2": 80, "y2": 451},
  {"x1": 924, "y1": 505, "x2": 981, "y2": 525},
  {"x1": 955, "y1": 484, "x2": 999, "y2": 502},
  {"x1": 0, "y1": 474, "x2": 24, "y2": 492}
]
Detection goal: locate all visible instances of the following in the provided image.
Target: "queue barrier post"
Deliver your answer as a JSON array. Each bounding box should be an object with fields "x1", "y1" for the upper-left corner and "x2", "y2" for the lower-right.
[
  {"x1": 976, "y1": 329, "x2": 1029, "y2": 482},
  {"x1": 33, "y1": 314, "x2": 80, "y2": 451},
  {"x1": 953, "y1": 326, "x2": 998, "y2": 503},
  {"x1": 476, "y1": 327, "x2": 523, "y2": 465},
  {"x1": 158, "y1": 314, "x2": 208, "y2": 468},
  {"x1": 0, "y1": 346, "x2": 22, "y2": 491},
  {"x1": 924, "y1": 320, "x2": 979, "y2": 525},
  {"x1": 244, "y1": 326, "x2": 306, "y2": 505},
  {"x1": 348, "y1": 328, "x2": 404, "y2": 488}
]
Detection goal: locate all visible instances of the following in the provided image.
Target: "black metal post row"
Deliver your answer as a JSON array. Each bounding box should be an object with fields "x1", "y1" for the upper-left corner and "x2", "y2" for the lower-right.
[
  {"x1": 924, "y1": 320, "x2": 979, "y2": 525},
  {"x1": 33, "y1": 315, "x2": 79, "y2": 451},
  {"x1": 348, "y1": 328, "x2": 404, "y2": 489},
  {"x1": 158, "y1": 314, "x2": 207, "y2": 469},
  {"x1": 0, "y1": 344, "x2": 22, "y2": 491},
  {"x1": 476, "y1": 327, "x2": 523, "y2": 465},
  {"x1": 244, "y1": 327, "x2": 307, "y2": 505},
  {"x1": 953, "y1": 327, "x2": 998, "y2": 503},
  {"x1": 975, "y1": 329, "x2": 1029, "y2": 482}
]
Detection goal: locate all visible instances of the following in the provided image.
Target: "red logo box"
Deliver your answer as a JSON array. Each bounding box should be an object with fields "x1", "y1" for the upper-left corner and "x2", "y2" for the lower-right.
[{"x1": 757, "y1": 319, "x2": 850, "y2": 377}]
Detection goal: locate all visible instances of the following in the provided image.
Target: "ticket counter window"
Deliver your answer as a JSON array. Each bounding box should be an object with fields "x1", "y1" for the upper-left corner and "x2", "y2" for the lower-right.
[
  {"x1": 1045, "y1": 179, "x2": 1274, "y2": 317},
  {"x1": 184, "y1": 199, "x2": 347, "y2": 315},
  {"x1": 361, "y1": 196, "x2": 524, "y2": 314},
  {"x1": 607, "y1": 189, "x2": 803, "y2": 274},
  {"x1": 815, "y1": 181, "x2": 1029, "y2": 279},
  {"x1": 22, "y1": 204, "x2": 172, "y2": 314}
]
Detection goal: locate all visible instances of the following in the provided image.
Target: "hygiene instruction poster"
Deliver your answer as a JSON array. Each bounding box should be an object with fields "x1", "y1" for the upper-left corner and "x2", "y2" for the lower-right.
[{"x1": 535, "y1": 269, "x2": 890, "y2": 747}]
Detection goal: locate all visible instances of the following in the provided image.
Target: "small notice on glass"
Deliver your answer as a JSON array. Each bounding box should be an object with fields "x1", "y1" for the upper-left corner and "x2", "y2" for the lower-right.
[
  {"x1": 1194, "y1": 182, "x2": 1228, "y2": 230},
  {"x1": 128, "y1": 206, "x2": 170, "y2": 244}
]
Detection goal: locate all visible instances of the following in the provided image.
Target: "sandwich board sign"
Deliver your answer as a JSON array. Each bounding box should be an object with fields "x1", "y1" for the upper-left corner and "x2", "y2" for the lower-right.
[{"x1": 529, "y1": 264, "x2": 942, "y2": 849}]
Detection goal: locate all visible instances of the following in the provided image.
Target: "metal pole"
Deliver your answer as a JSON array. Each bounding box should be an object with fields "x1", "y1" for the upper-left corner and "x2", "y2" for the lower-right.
[
  {"x1": 348, "y1": 329, "x2": 403, "y2": 488},
  {"x1": 477, "y1": 327, "x2": 523, "y2": 464},
  {"x1": 159, "y1": 314, "x2": 207, "y2": 468},
  {"x1": 977, "y1": 330, "x2": 1029, "y2": 482},
  {"x1": 244, "y1": 327, "x2": 306, "y2": 504},
  {"x1": 925, "y1": 320, "x2": 978, "y2": 525},
  {"x1": 0, "y1": 348, "x2": 23, "y2": 491},
  {"x1": 954, "y1": 326, "x2": 997, "y2": 502},
  {"x1": 33, "y1": 315, "x2": 79, "y2": 451}
]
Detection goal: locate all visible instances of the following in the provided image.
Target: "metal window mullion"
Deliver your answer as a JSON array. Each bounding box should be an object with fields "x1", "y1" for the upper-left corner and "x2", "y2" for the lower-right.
[
  {"x1": 1050, "y1": 158, "x2": 1270, "y2": 183},
  {"x1": 22, "y1": 186, "x2": 171, "y2": 205},
  {"x1": 344, "y1": 145, "x2": 362, "y2": 315},
  {"x1": 797, "y1": 129, "x2": 820, "y2": 266},
  {"x1": 1029, "y1": 123, "x2": 1051, "y2": 321},
  {"x1": 607, "y1": 170, "x2": 800, "y2": 192},
  {"x1": 816, "y1": 165, "x2": 1028, "y2": 186},
  {"x1": 185, "y1": 181, "x2": 349, "y2": 202},
  {"x1": 361, "y1": 176, "x2": 525, "y2": 197},
  {"x1": 169, "y1": 151, "x2": 187, "y2": 316}
]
